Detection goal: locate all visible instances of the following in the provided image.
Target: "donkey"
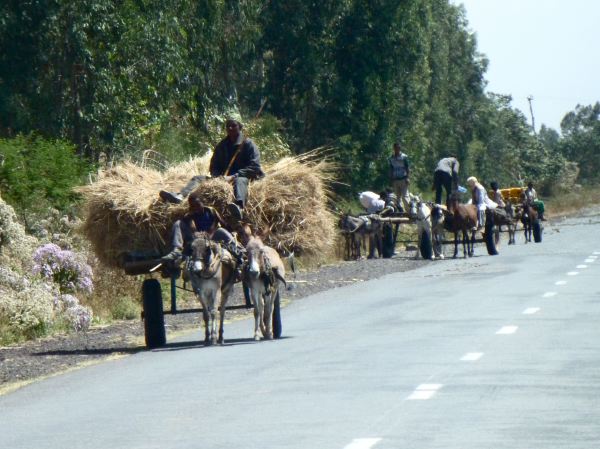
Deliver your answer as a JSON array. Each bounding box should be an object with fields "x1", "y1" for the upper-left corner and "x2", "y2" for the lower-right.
[
  {"x1": 187, "y1": 232, "x2": 237, "y2": 345},
  {"x1": 339, "y1": 213, "x2": 382, "y2": 259},
  {"x1": 492, "y1": 204, "x2": 516, "y2": 245},
  {"x1": 517, "y1": 201, "x2": 538, "y2": 243},
  {"x1": 430, "y1": 203, "x2": 446, "y2": 259},
  {"x1": 445, "y1": 194, "x2": 478, "y2": 258},
  {"x1": 245, "y1": 236, "x2": 286, "y2": 340}
]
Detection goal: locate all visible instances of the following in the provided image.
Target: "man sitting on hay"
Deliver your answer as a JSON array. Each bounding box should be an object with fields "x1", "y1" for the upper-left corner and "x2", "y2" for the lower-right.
[
  {"x1": 159, "y1": 114, "x2": 265, "y2": 222},
  {"x1": 161, "y1": 192, "x2": 246, "y2": 274}
]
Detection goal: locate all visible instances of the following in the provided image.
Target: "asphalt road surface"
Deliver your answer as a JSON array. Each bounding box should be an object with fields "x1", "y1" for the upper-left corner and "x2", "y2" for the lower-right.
[{"x1": 1, "y1": 212, "x2": 599, "y2": 449}]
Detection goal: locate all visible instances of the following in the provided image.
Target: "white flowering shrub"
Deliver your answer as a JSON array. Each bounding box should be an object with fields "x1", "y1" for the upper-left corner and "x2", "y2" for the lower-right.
[
  {"x1": 31, "y1": 243, "x2": 94, "y2": 333},
  {"x1": 53, "y1": 293, "x2": 93, "y2": 333},
  {"x1": 0, "y1": 197, "x2": 95, "y2": 342},
  {"x1": 0, "y1": 200, "x2": 37, "y2": 271},
  {"x1": 0, "y1": 270, "x2": 56, "y2": 341}
]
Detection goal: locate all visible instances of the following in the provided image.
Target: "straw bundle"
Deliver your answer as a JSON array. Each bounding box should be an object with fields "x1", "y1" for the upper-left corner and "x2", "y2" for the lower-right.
[{"x1": 77, "y1": 153, "x2": 337, "y2": 269}]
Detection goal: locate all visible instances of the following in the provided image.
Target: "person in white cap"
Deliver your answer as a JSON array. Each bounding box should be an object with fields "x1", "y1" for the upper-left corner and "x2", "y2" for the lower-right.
[
  {"x1": 466, "y1": 176, "x2": 497, "y2": 229},
  {"x1": 160, "y1": 114, "x2": 264, "y2": 221}
]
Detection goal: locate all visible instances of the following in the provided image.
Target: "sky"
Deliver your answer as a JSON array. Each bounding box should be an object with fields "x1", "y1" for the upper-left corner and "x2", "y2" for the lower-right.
[{"x1": 453, "y1": 0, "x2": 600, "y2": 132}]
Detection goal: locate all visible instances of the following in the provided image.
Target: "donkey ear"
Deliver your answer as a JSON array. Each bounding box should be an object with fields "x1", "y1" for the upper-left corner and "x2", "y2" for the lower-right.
[{"x1": 255, "y1": 226, "x2": 267, "y2": 239}]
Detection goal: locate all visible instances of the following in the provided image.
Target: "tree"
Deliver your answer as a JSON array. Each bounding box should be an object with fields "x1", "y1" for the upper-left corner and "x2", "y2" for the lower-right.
[{"x1": 559, "y1": 103, "x2": 600, "y2": 184}]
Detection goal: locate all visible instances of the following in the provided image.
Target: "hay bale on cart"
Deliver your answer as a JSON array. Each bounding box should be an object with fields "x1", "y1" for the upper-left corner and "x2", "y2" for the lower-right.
[{"x1": 76, "y1": 153, "x2": 338, "y2": 269}]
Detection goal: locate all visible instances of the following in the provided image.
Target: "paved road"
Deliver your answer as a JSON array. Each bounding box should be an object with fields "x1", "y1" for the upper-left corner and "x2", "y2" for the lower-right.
[{"x1": 1, "y1": 212, "x2": 599, "y2": 449}]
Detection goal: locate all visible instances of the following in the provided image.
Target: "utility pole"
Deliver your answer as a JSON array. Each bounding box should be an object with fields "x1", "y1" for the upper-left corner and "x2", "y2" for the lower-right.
[{"x1": 527, "y1": 95, "x2": 536, "y2": 135}]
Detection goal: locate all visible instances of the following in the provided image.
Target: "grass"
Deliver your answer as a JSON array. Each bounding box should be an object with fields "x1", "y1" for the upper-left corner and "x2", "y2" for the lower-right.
[{"x1": 544, "y1": 185, "x2": 600, "y2": 218}]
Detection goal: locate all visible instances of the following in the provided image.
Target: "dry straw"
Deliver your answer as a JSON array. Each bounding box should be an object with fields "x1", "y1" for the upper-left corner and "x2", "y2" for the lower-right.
[{"x1": 77, "y1": 152, "x2": 337, "y2": 268}]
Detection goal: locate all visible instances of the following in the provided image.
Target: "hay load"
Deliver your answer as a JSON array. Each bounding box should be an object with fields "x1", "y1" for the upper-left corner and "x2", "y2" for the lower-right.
[{"x1": 77, "y1": 153, "x2": 337, "y2": 269}]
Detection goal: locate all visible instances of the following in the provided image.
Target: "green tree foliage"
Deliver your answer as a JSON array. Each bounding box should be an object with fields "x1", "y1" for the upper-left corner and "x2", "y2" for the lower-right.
[
  {"x1": 467, "y1": 93, "x2": 569, "y2": 193},
  {"x1": 0, "y1": 0, "x2": 591, "y2": 204},
  {"x1": 559, "y1": 103, "x2": 600, "y2": 184},
  {"x1": 0, "y1": 135, "x2": 90, "y2": 214}
]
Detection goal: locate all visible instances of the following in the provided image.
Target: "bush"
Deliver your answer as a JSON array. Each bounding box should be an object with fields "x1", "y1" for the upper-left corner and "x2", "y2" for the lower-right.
[
  {"x1": 0, "y1": 267, "x2": 56, "y2": 343},
  {"x1": 0, "y1": 134, "x2": 92, "y2": 215}
]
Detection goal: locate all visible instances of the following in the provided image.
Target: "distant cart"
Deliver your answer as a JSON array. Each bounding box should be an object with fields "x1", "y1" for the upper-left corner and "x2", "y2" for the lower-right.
[
  {"x1": 381, "y1": 211, "x2": 499, "y2": 259},
  {"x1": 493, "y1": 186, "x2": 543, "y2": 243},
  {"x1": 122, "y1": 255, "x2": 281, "y2": 349}
]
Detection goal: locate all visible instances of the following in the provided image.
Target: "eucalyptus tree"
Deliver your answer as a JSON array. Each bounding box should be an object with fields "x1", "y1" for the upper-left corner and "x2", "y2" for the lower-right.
[{"x1": 559, "y1": 102, "x2": 600, "y2": 184}]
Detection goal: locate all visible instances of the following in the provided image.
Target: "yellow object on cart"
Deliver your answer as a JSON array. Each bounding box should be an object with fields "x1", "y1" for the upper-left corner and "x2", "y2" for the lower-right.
[{"x1": 488, "y1": 187, "x2": 525, "y2": 204}]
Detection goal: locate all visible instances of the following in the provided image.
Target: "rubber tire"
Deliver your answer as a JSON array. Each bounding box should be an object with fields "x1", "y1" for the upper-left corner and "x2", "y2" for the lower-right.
[
  {"x1": 484, "y1": 213, "x2": 499, "y2": 256},
  {"x1": 419, "y1": 230, "x2": 433, "y2": 260},
  {"x1": 533, "y1": 219, "x2": 542, "y2": 243},
  {"x1": 381, "y1": 223, "x2": 395, "y2": 258},
  {"x1": 142, "y1": 279, "x2": 166, "y2": 348},
  {"x1": 272, "y1": 291, "x2": 282, "y2": 339}
]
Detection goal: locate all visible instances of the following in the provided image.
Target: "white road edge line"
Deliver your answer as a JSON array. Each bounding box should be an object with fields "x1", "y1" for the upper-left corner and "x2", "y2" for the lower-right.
[
  {"x1": 496, "y1": 325, "x2": 518, "y2": 335},
  {"x1": 343, "y1": 438, "x2": 382, "y2": 449},
  {"x1": 461, "y1": 352, "x2": 484, "y2": 361},
  {"x1": 523, "y1": 307, "x2": 540, "y2": 315}
]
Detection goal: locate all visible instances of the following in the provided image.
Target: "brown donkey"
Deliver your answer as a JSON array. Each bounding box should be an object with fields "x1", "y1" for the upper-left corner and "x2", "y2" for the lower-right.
[{"x1": 245, "y1": 236, "x2": 286, "y2": 340}]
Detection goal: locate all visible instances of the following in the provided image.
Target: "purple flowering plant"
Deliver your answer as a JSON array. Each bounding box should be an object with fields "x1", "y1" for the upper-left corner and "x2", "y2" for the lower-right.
[{"x1": 33, "y1": 243, "x2": 93, "y2": 294}]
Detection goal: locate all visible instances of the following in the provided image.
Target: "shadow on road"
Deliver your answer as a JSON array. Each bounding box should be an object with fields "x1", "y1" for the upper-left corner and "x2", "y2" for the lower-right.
[{"x1": 153, "y1": 336, "x2": 292, "y2": 352}]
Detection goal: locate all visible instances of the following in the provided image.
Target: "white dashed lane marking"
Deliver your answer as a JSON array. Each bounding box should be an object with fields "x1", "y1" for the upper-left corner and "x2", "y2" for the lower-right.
[
  {"x1": 496, "y1": 326, "x2": 518, "y2": 335},
  {"x1": 585, "y1": 259, "x2": 595, "y2": 263},
  {"x1": 523, "y1": 307, "x2": 540, "y2": 315},
  {"x1": 542, "y1": 292, "x2": 557, "y2": 298},
  {"x1": 567, "y1": 271, "x2": 579, "y2": 276},
  {"x1": 576, "y1": 265, "x2": 588, "y2": 269},
  {"x1": 555, "y1": 280, "x2": 567, "y2": 285},
  {"x1": 461, "y1": 352, "x2": 484, "y2": 361},
  {"x1": 406, "y1": 384, "x2": 443, "y2": 400},
  {"x1": 343, "y1": 438, "x2": 382, "y2": 449}
]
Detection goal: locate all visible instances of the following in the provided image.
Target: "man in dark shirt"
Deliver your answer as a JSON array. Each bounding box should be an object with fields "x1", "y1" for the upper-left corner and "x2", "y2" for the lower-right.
[
  {"x1": 160, "y1": 115, "x2": 264, "y2": 221},
  {"x1": 161, "y1": 192, "x2": 238, "y2": 262}
]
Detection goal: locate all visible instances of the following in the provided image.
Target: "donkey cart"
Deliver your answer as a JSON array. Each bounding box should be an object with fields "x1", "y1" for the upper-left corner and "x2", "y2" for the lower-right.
[{"x1": 122, "y1": 254, "x2": 282, "y2": 349}]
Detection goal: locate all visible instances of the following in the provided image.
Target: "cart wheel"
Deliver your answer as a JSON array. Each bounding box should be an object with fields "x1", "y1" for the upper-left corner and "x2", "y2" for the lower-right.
[
  {"x1": 381, "y1": 223, "x2": 395, "y2": 258},
  {"x1": 142, "y1": 279, "x2": 166, "y2": 348},
  {"x1": 533, "y1": 219, "x2": 542, "y2": 243},
  {"x1": 419, "y1": 230, "x2": 433, "y2": 260},
  {"x1": 272, "y1": 290, "x2": 282, "y2": 339},
  {"x1": 484, "y1": 211, "x2": 499, "y2": 255}
]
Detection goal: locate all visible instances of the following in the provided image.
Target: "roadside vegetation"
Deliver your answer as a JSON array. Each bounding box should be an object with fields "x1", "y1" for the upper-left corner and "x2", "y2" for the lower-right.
[{"x1": 1, "y1": 1, "x2": 599, "y2": 345}]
